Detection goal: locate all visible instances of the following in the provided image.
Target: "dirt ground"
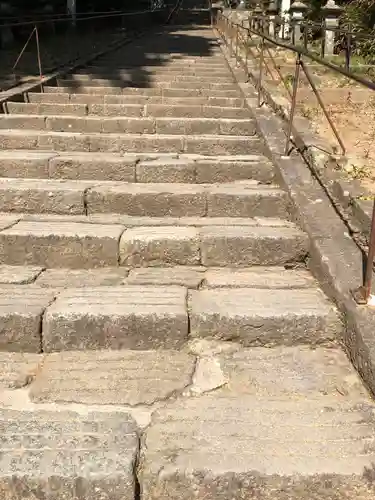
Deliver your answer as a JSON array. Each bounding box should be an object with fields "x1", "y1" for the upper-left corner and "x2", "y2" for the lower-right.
[{"x1": 262, "y1": 46, "x2": 375, "y2": 193}]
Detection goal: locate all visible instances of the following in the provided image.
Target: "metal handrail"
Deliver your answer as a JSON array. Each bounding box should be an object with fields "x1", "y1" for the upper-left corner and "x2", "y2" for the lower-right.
[{"x1": 215, "y1": 10, "x2": 375, "y2": 305}]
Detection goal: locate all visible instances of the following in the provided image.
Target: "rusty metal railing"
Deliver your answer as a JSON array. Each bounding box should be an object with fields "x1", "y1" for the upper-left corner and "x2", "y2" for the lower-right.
[{"x1": 214, "y1": 10, "x2": 375, "y2": 305}]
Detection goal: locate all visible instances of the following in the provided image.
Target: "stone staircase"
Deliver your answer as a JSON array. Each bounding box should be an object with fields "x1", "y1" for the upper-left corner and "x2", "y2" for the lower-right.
[{"x1": 0, "y1": 24, "x2": 374, "y2": 500}]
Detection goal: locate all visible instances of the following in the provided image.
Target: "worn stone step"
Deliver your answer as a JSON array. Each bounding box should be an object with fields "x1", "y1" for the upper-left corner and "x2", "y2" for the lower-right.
[
  {"x1": 119, "y1": 224, "x2": 308, "y2": 267},
  {"x1": 0, "y1": 114, "x2": 256, "y2": 137},
  {"x1": 0, "y1": 264, "x2": 315, "y2": 290},
  {"x1": 42, "y1": 286, "x2": 189, "y2": 351},
  {"x1": 70, "y1": 72, "x2": 236, "y2": 83},
  {"x1": 0, "y1": 284, "x2": 340, "y2": 352},
  {"x1": 0, "y1": 409, "x2": 138, "y2": 496},
  {"x1": 0, "y1": 151, "x2": 274, "y2": 183},
  {"x1": 81, "y1": 66, "x2": 232, "y2": 77},
  {"x1": 44, "y1": 85, "x2": 241, "y2": 98},
  {"x1": 0, "y1": 179, "x2": 287, "y2": 217},
  {"x1": 189, "y1": 287, "x2": 342, "y2": 346},
  {"x1": 0, "y1": 287, "x2": 55, "y2": 352},
  {"x1": 1, "y1": 347, "x2": 373, "y2": 498},
  {"x1": 86, "y1": 182, "x2": 288, "y2": 218},
  {"x1": 56, "y1": 78, "x2": 239, "y2": 91},
  {"x1": 8, "y1": 101, "x2": 249, "y2": 119},
  {"x1": 27, "y1": 92, "x2": 246, "y2": 107},
  {"x1": 0, "y1": 130, "x2": 262, "y2": 155},
  {"x1": 139, "y1": 347, "x2": 374, "y2": 499},
  {"x1": 0, "y1": 220, "x2": 308, "y2": 268}
]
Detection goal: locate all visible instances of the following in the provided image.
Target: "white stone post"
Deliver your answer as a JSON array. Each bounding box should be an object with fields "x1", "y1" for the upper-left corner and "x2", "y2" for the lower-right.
[
  {"x1": 279, "y1": 0, "x2": 290, "y2": 39},
  {"x1": 289, "y1": 0, "x2": 307, "y2": 44},
  {"x1": 267, "y1": 0, "x2": 278, "y2": 37},
  {"x1": 322, "y1": 0, "x2": 342, "y2": 57}
]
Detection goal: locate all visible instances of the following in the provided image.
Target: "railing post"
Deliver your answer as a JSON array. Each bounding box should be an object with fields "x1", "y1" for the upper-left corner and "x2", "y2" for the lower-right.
[
  {"x1": 257, "y1": 18, "x2": 265, "y2": 108},
  {"x1": 284, "y1": 52, "x2": 301, "y2": 155},
  {"x1": 322, "y1": 0, "x2": 342, "y2": 57},
  {"x1": 289, "y1": 0, "x2": 307, "y2": 45}
]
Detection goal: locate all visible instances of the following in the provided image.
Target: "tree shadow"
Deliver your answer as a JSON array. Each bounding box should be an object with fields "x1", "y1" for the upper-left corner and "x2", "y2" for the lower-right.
[{"x1": 0, "y1": 5, "x2": 216, "y2": 94}]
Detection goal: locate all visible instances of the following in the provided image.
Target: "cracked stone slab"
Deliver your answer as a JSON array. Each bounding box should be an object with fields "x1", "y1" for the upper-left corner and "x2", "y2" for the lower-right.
[
  {"x1": 0, "y1": 409, "x2": 138, "y2": 500},
  {"x1": 0, "y1": 265, "x2": 43, "y2": 284},
  {"x1": 189, "y1": 287, "x2": 343, "y2": 346},
  {"x1": 140, "y1": 347, "x2": 375, "y2": 500},
  {"x1": 0, "y1": 352, "x2": 43, "y2": 389},
  {"x1": 30, "y1": 350, "x2": 195, "y2": 406},
  {"x1": 42, "y1": 286, "x2": 188, "y2": 351},
  {"x1": 35, "y1": 268, "x2": 129, "y2": 288}
]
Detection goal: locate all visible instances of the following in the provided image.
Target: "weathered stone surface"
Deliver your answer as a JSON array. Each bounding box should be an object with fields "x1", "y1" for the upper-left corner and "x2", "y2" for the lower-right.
[
  {"x1": 0, "y1": 213, "x2": 20, "y2": 230},
  {"x1": 42, "y1": 286, "x2": 188, "y2": 351},
  {"x1": 0, "y1": 150, "x2": 54, "y2": 178},
  {"x1": 195, "y1": 157, "x2": 274, "y2": 183},
  {"x1": 0, "y1": 265, "x2": 43, "y2": 284},
  {"x1": 35, "y1": 268, "x2": 129, "y2": 288},
  {"x1": 200, "y1": 225, "x2": 309, "y2": 266},
  {"x1": 87, "y1": 183, "x2": 206, "y2": 217},
  {"x1": 49, "y1": 152, "x2": 137, "y2": 181},
  {"x1": 189, "y1": 288, "x2": 342, "y2": 346},
  {"x1": 0, "y1": 178, "x2": 88, "y2": 214},
  {"x1": 127, "y1": 267, "x2": 205, "y2": 288},
  {"x1": 0, "y1": 352, "x2": 42, "y2": 389},
  {"x1": 120, "y1": 227, "x2": 200, "y2": 267},
  {"x1": 0, "y1": 287, "x2": 54, "y2": 352},
  {"x1": 204, "y1": 267, "x2": 316, "y2": 288},
  {"x1": 0, "y1": 409, "x2": 138, "y2": 500},
  {"x1": 206, "y1": 183, "x2": 288, "y2": 218},
  {"x1": 136, "y1": 158, "x2": 196, "y2": 183},
  {"x1": 30, "y1": 350, "x2": 195, "y2": 405},
  {"x1": 140, "y1": 347, "x2": 375, "y2": 500},
  {"x1": 0, "y1": 220, "x2": 124, "y2": 268}
]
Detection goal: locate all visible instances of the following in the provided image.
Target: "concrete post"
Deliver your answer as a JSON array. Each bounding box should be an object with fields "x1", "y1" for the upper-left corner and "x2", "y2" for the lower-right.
[
  {"x1": 322, "y1": 0, "x2": 342, "y2": 56},
  {"x1": 289, "y1": 0, "x2": 307, "y2": 44}
]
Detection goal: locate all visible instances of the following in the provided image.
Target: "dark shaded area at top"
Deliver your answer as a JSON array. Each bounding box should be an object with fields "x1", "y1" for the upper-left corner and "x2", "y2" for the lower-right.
[{"x1": 0, "y1": 0, "x2": 214, "y2": 91}]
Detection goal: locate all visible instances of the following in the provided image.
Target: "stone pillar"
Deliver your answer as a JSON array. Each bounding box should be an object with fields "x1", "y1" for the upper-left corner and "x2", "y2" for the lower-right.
[
  {"x1": 289, "y1": 0, "x2": 307, "y2": 44},
  {"x1": 267, "y1": 0, "x2": 278, "y2": 37},
  {"x1": 253, "y1": 3, "x2": 263, "y2": 31},
  {"x1": 322, "y1": 0, "x2": 342, "y2": 57}
]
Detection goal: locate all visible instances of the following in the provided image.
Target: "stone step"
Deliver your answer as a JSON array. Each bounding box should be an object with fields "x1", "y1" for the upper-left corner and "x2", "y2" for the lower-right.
[
  {"x1": 0, "y1": 219, "x2": 308, "y2": 268},
  {"x1": 30, "y1": 266, "x2": 316, "y2": 289},
  {"x1": 0, "y1": 408, "x2": 138, "y2": 495},
  {"x1": 70, "y1": 72, "x2": 236, "y2": 83},
  {"x1": 81, "y1": 66, "x2": 232, "y2": 77},
  {"x1": 1, "y1": 347, "x2": 373, "y2": 498},
  {"x1": 7, "y1": 101, "x2": 250, "y2": 119},
  {"x1": 0, "y1": 284, "x2": 339, "y2": 352},
  {"x1": 56, "y1": 78, "x2": 239, "y2": 91},
  {"x1": 0, "y1": 151, "x2": 274, "y2": 183},
  {"x1": 44, "y1": 85, "x2": 241, "y2": 98},
  {"x1": 27, "y1": 92, "x2": 246, "y2": 107},
  {"x1": 0, "y1": 114, "x2": 256, "y2": 137},
  {"x1": 0, "y1": 179, "x2": 288, "y2": 217},
  {"x1": 0, "y1": 130, "x2": 263, "y2": 155}
]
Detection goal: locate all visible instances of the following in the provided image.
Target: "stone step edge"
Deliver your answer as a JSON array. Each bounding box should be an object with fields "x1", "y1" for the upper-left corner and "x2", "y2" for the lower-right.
[
  {"x1": 0, "y1": 264, "x2": 315, "y2": 289},
  {"x1": 0, "y1": 283, "x2": 341, "y2": 353},
  {"x1": 0, "y1": 114, "x2": 257, "y2": 137},
  {"x1": 0, "y1": 178, "x2": 288, "y2": 217}
]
